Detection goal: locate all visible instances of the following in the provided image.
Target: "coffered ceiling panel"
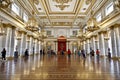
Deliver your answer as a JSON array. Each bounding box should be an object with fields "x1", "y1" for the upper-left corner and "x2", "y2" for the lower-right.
[
  {"x1": 33, "y1": 0, "x2": 94, "y2": 27},
  {"x1": 44, "y1": 0, "x2": 79, "y2": 13}
]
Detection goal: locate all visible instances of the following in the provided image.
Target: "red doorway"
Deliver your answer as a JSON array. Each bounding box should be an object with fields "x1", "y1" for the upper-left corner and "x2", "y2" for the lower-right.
[{"x1": 57, "y1": 36, "x2": 66, "y2": 52}]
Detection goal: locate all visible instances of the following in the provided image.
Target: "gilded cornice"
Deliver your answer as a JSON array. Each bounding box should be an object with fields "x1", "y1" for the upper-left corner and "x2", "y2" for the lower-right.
[
  {"x1": 3, "y1": 23, "x2": 16, "y2": 29},
  {"x1": 98, "y1": 31, "x2": 107, "y2": 34},
  {"x1": 0, "y1": 8, "x2": 25, "y2": 26},
  {"x1": 18, "y1": 30, "x2": 27, "y2": 34}
]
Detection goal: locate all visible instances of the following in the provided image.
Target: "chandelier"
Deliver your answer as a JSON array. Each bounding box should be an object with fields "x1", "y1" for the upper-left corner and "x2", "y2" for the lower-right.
[
  {"x1": 86, "y1": 1, "x2": 99, "y2": 32},
  {"x1": 25, "y1": 11, "x2": 39, "y2": 32},
  {"x1": 86, "y1": 11, "x2": 99, "y2": 32},
  {"x1": 38, "y1": 29, "x2": 47, "y2": 40},
  {"x1": 0, "y1": 0, "x2": 12, "y2": 8},
  {"x1": 76, "y1": 29, "x2": 86, "y2": 38},
  {"x1": 0, "y1": 20, "x2": 5, "y2": 36}
]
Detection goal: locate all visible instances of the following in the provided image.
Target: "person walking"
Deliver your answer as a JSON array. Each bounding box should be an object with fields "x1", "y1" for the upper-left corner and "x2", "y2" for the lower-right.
[
  {"x1": 24, "y1": 49, "x2": 29, "y2": 57},
  {"x1": 77, "y1": 49, "x2": 81, "y2": 57},
  {"x1": 67, "y1": 49, "x2": 71, "y2": 58},
  {"x1": 96, "y1": 49, "x2": 100, "y2": 59},
  {"x1": 108, "y1": 48, "x2": 111, "y2": 59},
  {"x1": 1, "y1": 48, "x2": 6, "y2": 60}
]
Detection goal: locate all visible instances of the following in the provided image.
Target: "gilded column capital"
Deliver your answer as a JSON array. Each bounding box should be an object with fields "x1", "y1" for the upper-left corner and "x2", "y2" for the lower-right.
[
  {"x1": 104, "y1": 37, "x2": 109, "y2": 40},
  {"x1": 91, "y1": 35, "x2": 97, "y2": 38},
  {"x1": 28, "y1": 34, "x2": 34, "y2": 38},
  {"x1": 98, "y1": 31, "x2": 107, "y2": 34},
  {"x1": 3, "y1": 23, "x2": 16, "y2": 29},
  {"x1": 18, "y1": 30, "x2": 27, "y2": 34}
]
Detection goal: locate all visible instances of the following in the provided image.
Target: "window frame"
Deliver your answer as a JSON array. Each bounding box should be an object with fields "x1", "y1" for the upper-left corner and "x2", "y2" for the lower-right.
[
  {"x1": 11, "y1": 3, "x2": 20, "y2": 15},
  {"x1": 23, "y1": 12, "x2": 28, "y2": 22},
  {"x1": 105, "y1": 2, "x2": 114, "y2": 16},
  {"x1": 96, "y1": 13, "x2": 102, "y2": 22}
]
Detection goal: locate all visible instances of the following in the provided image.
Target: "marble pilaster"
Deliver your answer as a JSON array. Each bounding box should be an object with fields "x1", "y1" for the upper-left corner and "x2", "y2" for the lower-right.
[
  {"x1": 20, "y1": 31, "x2": 27, "y2": 56},
  {"x1": 110, "y1": 26, "x2": 117, "y2": 57},
  {"x1": 98, "y1": 32, "x2": 105, "y2": 56},
  {"x1": 34, "y1": 39, "x2": 38, "y2": 54},
  {"x1": 3, "y1": 25, "x2": 16, "y2": 57},
  {"x1": 114, "y1": 24, "x2": 120, "y2": 57},
  {"x1": 87, "y1": 39, "x2": 90, "y2": 54},
  {"x1": 29, "y1": 36, "x2": 33, "y2": 55}
]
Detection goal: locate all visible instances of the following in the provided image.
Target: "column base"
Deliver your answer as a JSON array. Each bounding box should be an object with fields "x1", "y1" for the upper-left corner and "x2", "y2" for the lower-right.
[
  {"x1": 100, "y1": 55, "x2": 106, "y2": 58},
  {"x1": 7, "y1": 56, "x2": 14, "y2": 60},
  {"x1": 111, "y1": 57, "x2": 120, "y2": 60}
]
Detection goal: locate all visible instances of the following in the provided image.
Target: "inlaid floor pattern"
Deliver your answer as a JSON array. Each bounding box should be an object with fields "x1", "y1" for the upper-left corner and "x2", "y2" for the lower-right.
[{"x1": 0, "y1": 55, "x2": 120, "y2": 80}]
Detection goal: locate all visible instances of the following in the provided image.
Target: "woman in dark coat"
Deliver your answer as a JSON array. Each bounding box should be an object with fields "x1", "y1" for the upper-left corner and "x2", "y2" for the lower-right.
[
  {"x1": 25, "y1": 49, "x2": 29, "y2": 56},
  {"x1": 1, "y1": 48, "x2": 6, "y2": 60}
]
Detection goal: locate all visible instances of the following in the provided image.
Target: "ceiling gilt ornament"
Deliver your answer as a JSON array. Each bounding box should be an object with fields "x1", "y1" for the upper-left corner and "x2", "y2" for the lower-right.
[
  {"x1": 53, "y1": 0, "x2": 72, "y2": 10},
  {"x1": 85, "y1": 0, "x2": 91, "y2": 5},
  {"x1": 114, "y1": 0, "x2": 120, "y2": 10},
  {"x1": 0, "y1": 20, "x2": 5, "y2": 36},
  {"x1": 0, "y1": 0, "x2": 12, "y2": 8}
]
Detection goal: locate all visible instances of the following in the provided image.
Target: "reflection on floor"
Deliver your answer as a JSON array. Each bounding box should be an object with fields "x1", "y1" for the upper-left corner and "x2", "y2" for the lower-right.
[{"x1": 0, "y1": 54, "x2": 120, "y2": 80}]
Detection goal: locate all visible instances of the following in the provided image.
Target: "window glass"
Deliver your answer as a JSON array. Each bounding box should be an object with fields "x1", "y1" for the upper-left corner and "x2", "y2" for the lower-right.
[
  {"x1": 96, "y1": 13, "x2": 101, "y2": 22},
  {"x1": 73, "y1": 30, "x2": 77, "y2": 36},
  {"x1": 23, "y1": 12, "x2": 28, "y2": 22},
  {"x1": 105, "y1": 2, "x2": 114, "y2": 16},
  {"x1": 47, "y1": 30, "x2": 51, "y2": 35},
  {"x1": 11, "y1": 3, "x2": 20, "y2": 15}
]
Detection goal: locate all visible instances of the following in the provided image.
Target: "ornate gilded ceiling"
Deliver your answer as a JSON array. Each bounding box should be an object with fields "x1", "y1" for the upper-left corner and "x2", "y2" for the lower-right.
[{"x1": 33, "y1": 0, "x2": 93, "y2": 27}]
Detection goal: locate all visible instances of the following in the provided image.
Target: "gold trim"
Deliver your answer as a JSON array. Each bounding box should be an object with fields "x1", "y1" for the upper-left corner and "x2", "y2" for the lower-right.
[{"x1": 44, "y1": 0, "x2": 79, "y2": 14}]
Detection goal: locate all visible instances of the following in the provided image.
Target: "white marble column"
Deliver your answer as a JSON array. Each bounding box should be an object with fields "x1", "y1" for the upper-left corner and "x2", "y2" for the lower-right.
[
  {"x1": 95, "y1": 41, "x2": 99, "y2": 50},
  {"x1": 0, "y1": 36, "x2": 3, "y2": 52},
  {"x1": 15, "y1": 35, "x2": 21, "y2": 56},
  {"x1": 29, "y1": 36, "x2": 33, "y2": 55},
  {"x1": 104, "y1": 38, "x2": 109, "y2": 56},
  {"x1": 3, "y1": 25, "x2": 16, "y2": 57},
  {"x1": 83, "y1": 41, "x2": 85, "y2": 50},
  {"x1": 10, "y1": 27, "x2": 16, "y2": 57},
  {"x1": 20, "y1": 31, "x2": 27, "y2": 56},
  {"x1": 37, "y1": 39, "x2": 39, "y2": 54},
  {"x1": 98, "y1": 32, "x2": 105, "y2": 56},
  {"x1": 56, "y1": 41, "x2": 58, "y2": 52},
  {"x1": 92, "y1": 36, "x2": 96, "y2": 51},
  {"x1": 110, "y1": 26, "x2": 117, "y2": 57},
  {"x1": 34, "y1": 39, "x2": 38, "y2": 54},
  {"x1": 87, "y1": 39, "x2": 90, "y2": 54},
  {"x1": 4, "y1": 26, "x2": 12, "y2": 57},
  {"x1": 66, "y1": 41, "x2": 68, "y2": 50},
  {"x1": 114, "y1": 24, "x2": 120, "y2": 57},
  {"x1": 39, "y1": 41, "x2": 41, "y2": 53}
]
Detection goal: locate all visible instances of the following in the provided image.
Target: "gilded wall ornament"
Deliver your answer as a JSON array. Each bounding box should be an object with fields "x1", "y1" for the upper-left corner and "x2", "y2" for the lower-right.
[
  {"x1": 85, "y1": 0, "x2": 91, "y2": 5},
  {"x1": 53, "y1": 0, "x2": 72, "y2": 10},
  {"x1": 114, "y1": 0, "x2": 120, "y2": 10}
]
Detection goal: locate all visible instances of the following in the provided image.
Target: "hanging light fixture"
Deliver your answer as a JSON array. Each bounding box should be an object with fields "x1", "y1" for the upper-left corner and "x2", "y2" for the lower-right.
[
  {"x1": 0, "y1": 20, "x2": 5, "y2": 36},
  {"x1": 0, "y1": 0, "x2": 13, "y2": 8},
  {"x1": 37, "y1": 29, "x2": 47, "y2": 41},
  {"x1": 86, "y1": 1, "x2": 99, "y2": 32},
  {"x1": 76, "y1": 29, "x2": 86, "y2": 38},
  {"x1": 25, "y1": 11, "x2": 39, "y2": 32}
]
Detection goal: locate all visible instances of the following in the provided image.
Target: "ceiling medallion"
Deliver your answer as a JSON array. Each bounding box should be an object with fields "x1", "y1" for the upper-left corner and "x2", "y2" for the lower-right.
[
  {"x1": 53, "y1": 0, "x2": 72, "y2": 10},
  {"x1": 85, "y1": 0, "x2": 91, "y2": 5}
]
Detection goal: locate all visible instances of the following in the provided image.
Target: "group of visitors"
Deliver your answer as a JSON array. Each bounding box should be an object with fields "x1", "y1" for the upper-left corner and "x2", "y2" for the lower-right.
[{"x1": 0, "y1": 47, "x2": 111, "y2": 62}]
